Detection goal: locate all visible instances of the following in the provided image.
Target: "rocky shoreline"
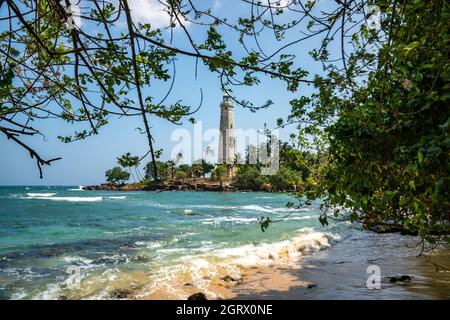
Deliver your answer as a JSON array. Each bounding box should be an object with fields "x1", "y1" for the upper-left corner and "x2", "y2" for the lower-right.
[
  {"x1": 82, "y1": 178, "x2": 294, "y2": 193},
  {"x1": 82, "y1": 180, "x2": 234, "y2": 192}
]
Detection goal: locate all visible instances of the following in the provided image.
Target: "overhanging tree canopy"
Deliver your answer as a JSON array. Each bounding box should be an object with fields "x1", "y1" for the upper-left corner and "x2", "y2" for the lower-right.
[{"x1": 1, "y1": 0, "x2": 448, "y2": 244}]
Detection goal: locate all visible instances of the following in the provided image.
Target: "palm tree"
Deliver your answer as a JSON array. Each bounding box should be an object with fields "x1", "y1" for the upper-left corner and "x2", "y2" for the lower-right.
[
  {"x1": 167, "y1": 160, "x2": 176, "y2": 180},
  {"x1": 191, "y1": 163, "x2": 204, "y2": 179},
  {"x1": 204, "y1": 145, "x2": 213, "y2": 164},
  {"x1": 129, "y1": 155, "x2": 142, "y2": 181},
  {"x1": 174, "y1": 152, "x2": 183, "y2": 166},
  {"x1": 117, "y1": 153, "x2": 134, "y2": 181},
  {"x1": 117, "y1": 152, "x2": 141, "y2": 182}
]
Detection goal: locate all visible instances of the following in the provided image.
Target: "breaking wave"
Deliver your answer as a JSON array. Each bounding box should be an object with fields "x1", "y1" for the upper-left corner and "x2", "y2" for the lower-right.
[
  {"x1": 23, "y1": 196, "x2": 102, "y2": 202},
  {"x1": 201, "y1": 216, "x2": 257, "y2": 225},
  {"x1": 68, "y1": 186, "x2": 85, "y2": 191},
  {"x1": 106, "y1": 196, "x2": 127, "y2": 200},
  {"x1": 26, "y1": 193, "x2": 56, "y2": 197},
  {"x1": 141, "y1": 228, "x2": 340, "y2": 299}
]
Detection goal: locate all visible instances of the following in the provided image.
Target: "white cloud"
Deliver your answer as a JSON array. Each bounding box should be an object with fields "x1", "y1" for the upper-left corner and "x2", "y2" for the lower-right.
[{"x1": 128, "y1": 0, "x2": 189, "y2": 29}]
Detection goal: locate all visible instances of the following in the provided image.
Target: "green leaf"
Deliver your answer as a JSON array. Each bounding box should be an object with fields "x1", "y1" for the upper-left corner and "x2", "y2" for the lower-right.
[{"x1": 417, "y1": 151, "x2": 423, "y2": 164}]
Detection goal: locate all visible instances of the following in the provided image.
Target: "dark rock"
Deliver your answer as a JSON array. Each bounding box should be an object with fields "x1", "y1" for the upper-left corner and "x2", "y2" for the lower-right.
[
  {"x1": 390, "y1": 275, "x2": 412, "y2": 283},
  {"x1": 110, "y1": 288, "x2": 134, "y2": 299},
  {"x1": 187, "y1": 292, "x2": 207, "y2": 300},
  {"x1": 132, "y1": 254, "x2": 150, "y2": 262},
  {"x1": 94, "y1": 256, "x2": 127, "y2": 265},
  {"x1": 307, "y1": 284, "x2": 317, "y2": 289},
  {"x1": 222, "y1": 275, "x2": 236, "y2": 282},
  {"x1": 184, "y1": 283, "x2": 194, "y2": 287}
]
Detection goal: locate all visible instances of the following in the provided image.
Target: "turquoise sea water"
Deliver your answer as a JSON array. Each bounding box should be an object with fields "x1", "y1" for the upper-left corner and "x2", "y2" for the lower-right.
[
  {"x1": 1, "y1": 186, "x2": 449, "y2": 300},
  {"x1": 0, "y1": 186, "x2": 347, "y2": 299}
]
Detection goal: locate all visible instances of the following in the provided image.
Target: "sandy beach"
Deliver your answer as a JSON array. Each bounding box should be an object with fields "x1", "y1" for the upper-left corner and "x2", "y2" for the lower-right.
[
  {"x1": 139, "y1": 230, "x2": 450, "y2": 300},
  {"x1": 231, "y1": 232, "x2": 450, "y2": 300}
]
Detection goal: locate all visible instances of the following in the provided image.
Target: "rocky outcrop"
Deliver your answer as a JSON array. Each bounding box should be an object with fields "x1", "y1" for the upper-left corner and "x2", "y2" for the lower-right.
[
  {"x1": 83, "y1": 179, "x2": 237, "y2": 192},
  {"x1": 83, "y1": 184, "x2": 121, "y2": 191},
  {"x1": 187, "y1": 292, "x2": 207, "y2": 300},
  {"x1": 110, "y1": 288, "x2": 134, "y2": 299},
  {"x1": 147, "y1": 179, "x2": 236, "y2": 192},
  {"x1": 389, "y1": 275, "x2": 413, "y2": 283},
  {"x1": 82, "y1": 178, "x2": 295, "y2": 193},
  {"x1": 221, "y1": 275, "x2": 237, "y2": 282}
]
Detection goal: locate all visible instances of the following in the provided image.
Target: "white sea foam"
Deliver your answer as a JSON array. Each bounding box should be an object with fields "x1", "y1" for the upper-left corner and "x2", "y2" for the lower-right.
[
  {"x1": 201, "y1": 216, "x2": 257, "y2": 225},
  {"x1": 102, "y1": 268, "x2": 120, "y2": 281},
  {"x1": 107, "y1": 196, "x2": 127, "y2": 200},
  {"x1": 186, "y1": 204, "x2": 289, "y2": 213},
  {"x1": 212, "y1": 230, "x2": 339, "y2": 266},
  {"x1": 240, "y1": 204, "x2": 277, "y2": 213},
  {"x1": 62, "y1": 256, "x2": 94, "y2": 265},
  {"x1": 134, "y1": 241, "x2": 162, "y2": 249},
  {"x1": 170, "y1": 232, "x2": 198, "y2": 243},
  {"x1": 11, "y1": 288, "x2": 27, "y2": 300},
  {"x1": 285, "y1": 215, "x2": 316, "y2": 221},
  {"x1": 34, "y1": 283, "x2": 62, "y2": 300},
  {"x1": 146, "y1": 228, "x2": 341, "y2": 299},
  {"x1": 24, "y1": 196, "x2": 102, "y2": 202},
  {"x1": 142, "y1": 203, "x2": 291, "y2": 214},
  {"x1": 157, "y1": 248, "x2": 189, "y2": 254},
  {"x1": 202, "y1": 229, "x2": 337, "y2": 267},
  {"x1": 188, "y1": 204, "x2": 238, "y2": 210},
  {"x1": 68, "y1": 185, "x2": 85, "y2": 191},
  {"x1": 26, "y1": 193, "x2": 56, "y2": 197},
  {"x1": 96, "y1": 254, "x2": 130, "y2": 265}
]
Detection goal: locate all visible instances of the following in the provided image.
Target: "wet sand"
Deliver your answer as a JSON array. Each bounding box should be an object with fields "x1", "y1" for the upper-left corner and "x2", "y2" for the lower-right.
[
  {"x1": 140, "y1": 264, "x2": 309, "y2": 300},
  {"x1": 231, "y1": 231, "x2": 450, "y2": 300},
  {"x1": 135, "y1": 230, "x2": 450, "y2": 300},
  {"x1": 138, "y1": 232, "x2": 333, "y2": 300},
  {"x1": 137, "y1": 230, "x2": 450, "y2": 300}
]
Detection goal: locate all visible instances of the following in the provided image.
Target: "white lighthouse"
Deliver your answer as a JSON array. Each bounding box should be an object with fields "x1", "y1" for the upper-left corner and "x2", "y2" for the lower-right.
[{"x1": 217, "y1": 91, "x2": 236, "y2": 179}]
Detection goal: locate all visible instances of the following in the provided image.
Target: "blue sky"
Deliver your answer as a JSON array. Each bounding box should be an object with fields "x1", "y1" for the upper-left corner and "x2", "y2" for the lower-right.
[{"x1": 0, "y1": 0, "x2": 338, "y2": 185}]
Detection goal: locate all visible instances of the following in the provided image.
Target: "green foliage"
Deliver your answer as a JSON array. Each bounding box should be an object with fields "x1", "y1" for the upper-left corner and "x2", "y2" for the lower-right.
[
  {"x1": 258, "y1": 216, "x2": 272, "y2": 232},
  {"x1": 145, "y1": 161, "x2": 171, "y2": 181},
  {"x1": 269, "y1": 167, "x2": 302, "y2": 191},
  {"x1": 293, "y1": 0, "x2": 450, "y2": 242},
  {"x1": 234, "y1": 165, "x2": 268, "y2": 190},
  {"x1": 177, "y1": 164, "x2": 192, "y2": 176},
  {"x1": 117, "y1": 153, "x2": 140, "y2": 168},
  {"x1": 198, "y1": 159, "x2": 215, "y2": 176},
  {"x1": 175, "y1": 170, "x2": 187, "y2": 180},
  {"x1": 191, "y1": 163, "x2": 204, "y2": 178},
  {"x1": 105, "y1": 166, "x2": 130, "y2": 185},
  {"x1": 1, "y1": 1, "x2": 305, "y2": 177},
  {"x1": 233, "y1": 140, "x2": 310, "y2": 191},
  {"x1": 117, "y1": 152, "x2": 142, "y2": 182},
  {"x1": 211, "y1": 165, "x2": 227, "y2": 181}
]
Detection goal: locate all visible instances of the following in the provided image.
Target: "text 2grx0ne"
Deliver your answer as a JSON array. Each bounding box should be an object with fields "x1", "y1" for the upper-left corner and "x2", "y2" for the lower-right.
[{"x1": 176, "y1": 304, "x2": 273, "y2": 317}]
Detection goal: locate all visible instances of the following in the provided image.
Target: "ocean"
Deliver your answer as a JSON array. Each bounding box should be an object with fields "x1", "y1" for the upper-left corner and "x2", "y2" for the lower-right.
[{"x1": 0, "y1": 186, "x2": 449, "y2": 300}]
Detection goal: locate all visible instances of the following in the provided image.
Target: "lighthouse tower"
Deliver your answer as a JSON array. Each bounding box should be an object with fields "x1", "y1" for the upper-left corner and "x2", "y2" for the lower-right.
[{"x1": 218, "y1": 92, "x2": 236, "y2": 179}]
